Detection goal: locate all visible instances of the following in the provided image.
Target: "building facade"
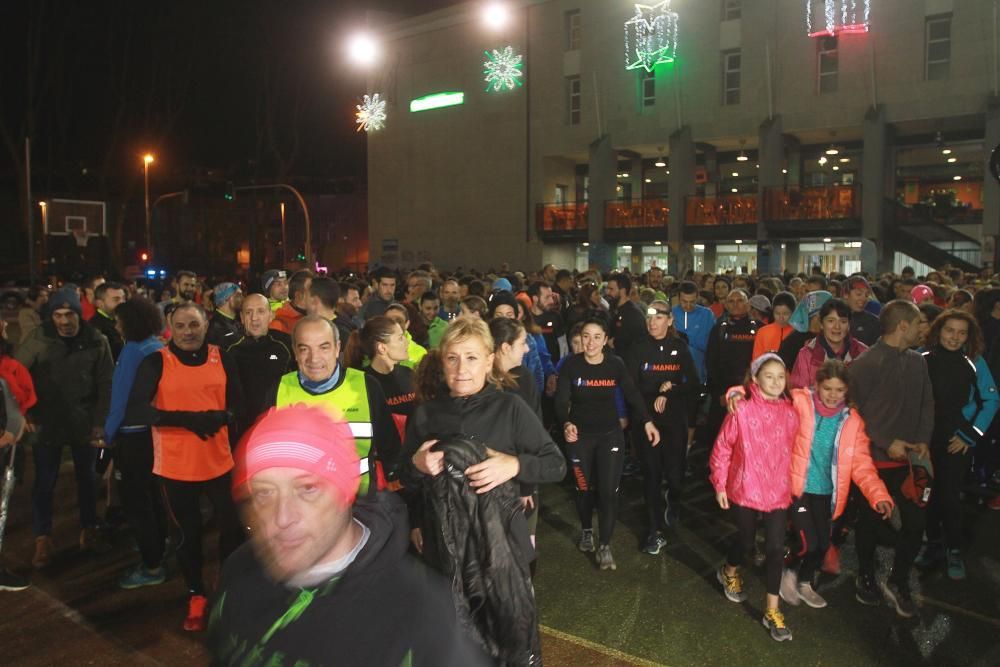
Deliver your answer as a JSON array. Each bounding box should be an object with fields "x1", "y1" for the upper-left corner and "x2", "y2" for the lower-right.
[{"x1": 367, "y1": 0, "x2": 997, "y2": 275}]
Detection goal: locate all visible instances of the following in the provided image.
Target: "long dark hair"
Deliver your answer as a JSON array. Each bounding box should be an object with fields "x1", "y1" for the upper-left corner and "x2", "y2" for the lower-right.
[
  {"x1": 115, "y1": 297, "x2": 164, "y2": 342},
  {"x1": 343, "y1": 316, "x2": 399, "y2": 370},
  {"x1": 926, "y1": 308, "x2": 985, "y2": 359}
]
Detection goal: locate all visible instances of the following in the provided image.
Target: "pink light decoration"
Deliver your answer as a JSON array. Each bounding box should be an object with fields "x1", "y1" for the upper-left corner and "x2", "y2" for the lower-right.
[{"x1": 806, "y1": 0, "x2": 870, "y2": 37}]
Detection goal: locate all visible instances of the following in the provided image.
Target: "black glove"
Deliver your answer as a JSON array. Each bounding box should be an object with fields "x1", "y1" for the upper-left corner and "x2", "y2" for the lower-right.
[{"x1": 156, "y1": 410, "x2": 229, "y2": 440}]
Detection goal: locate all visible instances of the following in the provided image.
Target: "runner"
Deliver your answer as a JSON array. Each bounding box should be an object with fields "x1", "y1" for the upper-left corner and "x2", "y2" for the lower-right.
[
  {"x1": 752, "y1": 291, "x2": 796, "y2": 360},
  {"x1": 384, "y1": 303, "x2": 427, "y2": 369},
  {"x1": 260, "y1": 269, "x2": 288, "y2": 312},
  {"x1": 359, "y1": 267, "x2": 397, "y2": 320},
  {"x1": 555, "y1": 319, "x2": 660, "y2": 570},
  {"x1": 89, "y1": 281, "x2": 127, "y2": 361},
  {"x1": 305, "y1": 276, "x2": 353, "y2": 349},
  {"x1": 125, "y1": 302, "x2": 246, "y2": 631},
  {"x1": 710, "y1": 353, "x2": 797, "y2": 642},
  {"x1": 270, "y1": 270, "x2": 313, "y2": 335},
  {"x1": 206, "y1": 282, "x2": 243, "y2": 348},
  {"x1": 0, "y1": 377, "x2": 29, "y2": 591},
  {"x1": 705, "y1": 289, "x2": 761, "y2": 441},
  {"x1": 627, "y1": 301, "x2": 698, "y2": 551},
  {"x1": 789, "y1": 299, "x2": 868, "y2": 389},
  {"x1": 225, "y1": 294, "x2": 294, "y2": 427}
]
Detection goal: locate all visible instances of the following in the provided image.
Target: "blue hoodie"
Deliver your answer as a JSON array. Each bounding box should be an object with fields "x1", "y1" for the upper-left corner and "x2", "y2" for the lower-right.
[
  {"x1": 104, "y1": 336, "x2": 164, "y2": 443},
  {"x1": 671, "y1": 304, "x2": 714, "y2": 382}
]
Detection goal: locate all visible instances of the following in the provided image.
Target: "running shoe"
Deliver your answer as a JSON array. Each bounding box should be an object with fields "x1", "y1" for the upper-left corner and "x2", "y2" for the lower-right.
[
  {"x1": 118, "y1": 564, "x2": 166, "y2": 590},
  {"x1": 855, "y1": 573, "x2": 880, "y2": 606},
  {"x1": 797, "y1": 582, "x2": 827, "y2": 609},
  {"x1": 762, "y1": 608, "x2": 793, "y2": 642},
  {"x1": 946, "y1": 549, "x2": 967, "y2": 581},
  {"x1": 717, "y1": 566, "x2": 747, "y2": 603},
  {"x1": 577, "y1": 529, "x2": 595, "y2": 553},
  {"x1": 987, "y1": 494, "x2": 1000, "y2": 511},
  {"x1": 0, "y1": 569, "x2": 30, "y2": 592},
  {"x1": 821, "y1": 544, "x2": 841, "y2": 575},
  {"x1": 184, "y1": 594, "x2": 208, "y2": 632},
  {"x1": 597, "y1": 545, "x2": 617, "y2": 571},
  {"x1": 641, "y1": 532, "x2": 667, "y2": 555},
  {"x1": 880, "y1": 580, "x2": 917, "y2": 618},
  {"x1": 779, "y1": 569, "x2": 800, "y2": 606}
]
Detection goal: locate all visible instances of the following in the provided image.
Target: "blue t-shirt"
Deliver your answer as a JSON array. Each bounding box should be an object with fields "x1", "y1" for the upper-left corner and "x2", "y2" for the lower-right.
[{"x1": 804, "y1": 410, "x2": 846, "y2": 495}]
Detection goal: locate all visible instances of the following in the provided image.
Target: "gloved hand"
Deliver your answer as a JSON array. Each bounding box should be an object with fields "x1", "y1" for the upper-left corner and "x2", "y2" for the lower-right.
[{"x1": 156, "y1": 410, "x2": 229, "y2": 440}]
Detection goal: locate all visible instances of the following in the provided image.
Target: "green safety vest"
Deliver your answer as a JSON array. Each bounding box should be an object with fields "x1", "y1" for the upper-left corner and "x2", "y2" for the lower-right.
[{"x1": 274, "y1": 368, "x2": 374, "y2": 495}]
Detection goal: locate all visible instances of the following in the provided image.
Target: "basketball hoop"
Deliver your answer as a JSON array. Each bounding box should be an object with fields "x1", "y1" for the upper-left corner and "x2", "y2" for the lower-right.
[{"x1": 71, "y1": 229, "x2": 89, "y2": 248}]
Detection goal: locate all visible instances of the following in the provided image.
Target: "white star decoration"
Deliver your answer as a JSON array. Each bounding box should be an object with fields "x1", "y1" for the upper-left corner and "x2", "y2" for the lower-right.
[
  {"x1": 355, "y1": 93, "x2": 387, "y2": 133},
  {"x1": 483, "y1": 46, "x2": 524, "y2": 93},
  {"x1": 624, "y1": 1, "x2": 679, "y2": 72}
]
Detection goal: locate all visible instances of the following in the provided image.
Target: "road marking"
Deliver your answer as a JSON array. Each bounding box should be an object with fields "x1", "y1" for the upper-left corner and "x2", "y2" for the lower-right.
[{"x1": 540, "y1": 624, "x2": 667, "y2": 666}]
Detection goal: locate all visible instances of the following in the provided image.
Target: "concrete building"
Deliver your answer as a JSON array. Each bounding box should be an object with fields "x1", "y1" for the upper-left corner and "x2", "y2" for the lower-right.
[{"x1": 367, "y1": 0, "x2": 996, "y2": 275}]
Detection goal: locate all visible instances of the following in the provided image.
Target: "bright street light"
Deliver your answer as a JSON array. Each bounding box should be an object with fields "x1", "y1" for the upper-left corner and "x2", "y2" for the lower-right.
[
  {"x1": 143, "y1": 153, "x2": 154, "y2": 165},
  {"x1": 346, "y1": 32, "x2": 379, "y2": 67},
  {"x1": 143, "y1": 152, "x2": 155, "y2": 253},
  {"x1": 483, "y1": 3, "x2": 510, "y2": 30}
]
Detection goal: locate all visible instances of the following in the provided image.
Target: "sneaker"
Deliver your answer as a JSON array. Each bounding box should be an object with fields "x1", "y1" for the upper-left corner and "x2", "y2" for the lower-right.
[
  {"x1": 577, "y1": 529, "x2": 595, "y2": 553},
  {"x1": 641, "y1": 532, "x2": 667, "y2": 555},
  {"x1": 915, "y1": 542, "x2": 944, "y2": 570},
  {"x1": 597, "y1": 545, "x2": 617, "y2": 571},
  {"x1": 762, "y1": 608, "x2": 793, "y2": 642},
  {"x1": 880, "y1": 580, "x2": 917, "y2": 618},
  {"x1": 821, "y1": 544, "x2": 841, "y2": 575},
  {"x1": 987, "y1": 494, "x2": 1000, "y2": 510},
  {"x1": 117, "y1": 564, "x2": 166, "y2": 590},
  {"x1": 79, "y1": 527, "x2": 111, "y2": 555},
  {"x1": 797, "y1": 582, "x2": 828, "y2": 609},
  {"x1": 855, "y1": 574, "x2": 880, "y2": 606},
  {"x1": 717, "y1": 566, "x2": 747, "y2": 603},
  {"x1": 779, "y1": 569, "x2": 800, "y2": 606},
  {"x1": 32, "y1": 536, "x2": 54, "y2": 569},
  {"x1": 0, "y1": 569, "x2": 30, "y2": 591},
  {"x1": 183, "y1": 594, "x2": 208, "y2": 632},
  {"x1": 945, "y1": 549, "x2": 967, "y2": 581}
]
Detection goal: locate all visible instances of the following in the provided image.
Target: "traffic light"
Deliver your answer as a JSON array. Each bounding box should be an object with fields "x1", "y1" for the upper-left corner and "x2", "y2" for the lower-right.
[
  {"x1": 138, "y1": 249, "x2": 150, "y2": 264},
  {"x1": 224, "y1": 181, "x2": 236, "y2": 201}
]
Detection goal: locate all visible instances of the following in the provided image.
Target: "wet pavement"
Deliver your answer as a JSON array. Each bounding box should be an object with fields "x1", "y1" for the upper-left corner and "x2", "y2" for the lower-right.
[{"x1": 2, "y1": 454, "x2": 999, "y2": 666}]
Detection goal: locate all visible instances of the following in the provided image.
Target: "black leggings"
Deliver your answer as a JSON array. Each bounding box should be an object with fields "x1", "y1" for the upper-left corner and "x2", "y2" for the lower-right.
[
  {"x1": 635, "y1": 414, "x2": 687, "y2": 533},
  {"x1": 726, "y1": 504, "x2": 787, "y2": 596},
  {"x1": 855, "y1": 466, "x2": 925, "y2": 588},
  {"x1": 926, "y1": 447, "x2": 970, "y2": 549},
  {"x1": 568, "y1": 429, "x2": 625, "y2": 546},
  {"x1": 789, "y1": 493, "x2": 832, "y2": 584},
  {"x1": 161, "y1": 472, "x2": 244, "y2": 595},
  {"x1": 115, "y1": 430, "x2": 167, "y2": 569}
]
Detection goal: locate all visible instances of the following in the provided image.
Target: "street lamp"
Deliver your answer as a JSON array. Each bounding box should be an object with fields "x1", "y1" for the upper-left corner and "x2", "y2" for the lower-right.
[
  {"x1": 143, "y1": 153, "x2": 155, "y2": 255},
  {"x1": 346, "y1": 32, "x2": 379, "y2": 68},
  {"x1": 483, "y1": 2, "x2": 510, "y2": 30}
]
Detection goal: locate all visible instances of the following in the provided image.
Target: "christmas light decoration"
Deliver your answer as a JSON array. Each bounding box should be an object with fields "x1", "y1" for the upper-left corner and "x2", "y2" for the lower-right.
[
  {"x1": 483, "y1": 46, "x2": 523, "y2": 92},
  {"x1": 409, "y1": 92, "x2": 465, "y2": 113},
  {"x1": 624, "y1": 1, "x2": 679, "y2": 72},
  {"x1": 806, "y1": 0, "x2": 870, "y2": 37},
  {"x1": 355, "y1": 94, "x2": 386, "y2": 132}
]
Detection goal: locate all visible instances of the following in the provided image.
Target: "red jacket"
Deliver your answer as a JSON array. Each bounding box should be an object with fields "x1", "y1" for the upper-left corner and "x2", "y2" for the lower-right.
[
  {"x1": 789, "y1": 335, "x2": 868, "y2": 389},
  {"x1": 789, "y1": 389, "x2": 891, "y2": 519},
  {"x1": 269, "y1": 302, "x2": 305, "y2": 335},
  {"x1": 0, "y1": 354, "x2": 37, "y2": 413}
]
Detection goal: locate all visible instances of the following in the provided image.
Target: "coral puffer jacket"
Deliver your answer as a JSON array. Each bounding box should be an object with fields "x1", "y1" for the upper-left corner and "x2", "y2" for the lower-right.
[
  {"x1": 710, "y1": 384, "x2": 798, "y2": 512},
  {"x1": 789, "y1": 388, "x2": 892, "y2": 519}
]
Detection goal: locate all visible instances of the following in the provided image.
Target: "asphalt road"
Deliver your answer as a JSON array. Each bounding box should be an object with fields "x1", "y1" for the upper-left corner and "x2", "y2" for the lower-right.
[{"x1": 1, "y1": 454, "x2": 999, "y2": 666}]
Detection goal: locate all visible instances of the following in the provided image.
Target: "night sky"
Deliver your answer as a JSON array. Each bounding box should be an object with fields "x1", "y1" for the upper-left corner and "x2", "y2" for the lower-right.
[{"x1": 1, "y1": 0, "x2": 464, "y2": 195}]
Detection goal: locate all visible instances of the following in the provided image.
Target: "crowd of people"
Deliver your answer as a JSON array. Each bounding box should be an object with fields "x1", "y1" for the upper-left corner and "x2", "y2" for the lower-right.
[{"x1": 2, "y1": 258, "x2": 1000, "y2": 662}]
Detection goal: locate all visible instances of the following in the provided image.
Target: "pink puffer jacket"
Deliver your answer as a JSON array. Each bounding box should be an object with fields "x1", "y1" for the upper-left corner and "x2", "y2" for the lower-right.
[
  {"x1": 710, "y1": 384, "x2": 799, "y2": 512},
  {"x1": 789, "y1": 335, "x2": 868, "y2": 389}
]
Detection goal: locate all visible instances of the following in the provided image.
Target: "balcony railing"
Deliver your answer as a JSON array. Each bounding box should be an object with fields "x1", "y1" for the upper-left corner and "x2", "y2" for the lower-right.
[
  {"x1": 535, "y1": 202, "x2": 588, "y2": 232},
  {"x1": 764, "y1": 185, "x2": 861, "y2": 221},
  {"x1": 605, "y1": 198, "x2": 669, "y2": 229},
  {"x1": 685, "y1": 194, "x2": 757, "y2": 226}
]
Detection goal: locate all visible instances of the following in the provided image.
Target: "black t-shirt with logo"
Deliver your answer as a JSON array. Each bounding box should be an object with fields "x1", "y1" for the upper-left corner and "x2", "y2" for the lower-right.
[{"x1": 554, "y1": 353, "x2": 649, "y2": 434}]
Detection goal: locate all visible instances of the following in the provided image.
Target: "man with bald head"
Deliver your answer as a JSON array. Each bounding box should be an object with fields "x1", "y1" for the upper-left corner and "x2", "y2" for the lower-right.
[
  {"x1": 225, "y1": 293, "x2": 294, "y2": 427},
  {"x1": 705, "y1": 288, "x2": 762, "y2": 439},
  {"x1": 264, "y1": 315, "x2": 401, "y2": 495}
]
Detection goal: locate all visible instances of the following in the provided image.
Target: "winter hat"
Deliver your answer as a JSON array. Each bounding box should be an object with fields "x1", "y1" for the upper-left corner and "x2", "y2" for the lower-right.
[
  {"x1": 910, "y1": 284, "x2": 934, "y2": 304},
  {"x1": 46, "y1": 286, "x2": 82, "y2": 319},
  {"x1": 788, "y1": 290, "x2": 833, "y2": 333},
  {"x1": 261, "y1": 269, "x2": 287, "y2": 295},
  {"x1": 212, "y1": 282, "x2": 240, "y2": 307},
  {"x1": 844, "y1": 275, "x2": 871, "y2": 295},
  {"x1": 751, "y1": 352, "x2": 785, "y2": 377},
  {"x1": 233, "y1": 404, "x2": 361, "y2": 506},
  {"x1": 487, "y1": 289, "x2": 520, "y2": 318},
  {"x1": 748, "y1": 294, "x2": 771, "y2": 314},
  {"x1": 492, "y1": 277, "x2": 513, "y2": 293}
]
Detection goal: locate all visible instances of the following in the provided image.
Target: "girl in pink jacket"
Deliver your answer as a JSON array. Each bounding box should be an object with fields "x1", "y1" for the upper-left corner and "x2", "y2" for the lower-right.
[{"x1": 710, "y1": 353, "x2": 799, "y2": 642}]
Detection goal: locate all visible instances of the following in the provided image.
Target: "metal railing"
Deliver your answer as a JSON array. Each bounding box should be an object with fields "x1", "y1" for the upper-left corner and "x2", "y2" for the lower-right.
[
  {"x1": 535, "y1": 202, "x2": 588, "y2": 232},
  {"x1": 763, "y1": 185, "x2": 861, "y2": 221},
  {"x1": 605, "y1": 198, "x2": 669, "y2": 229},
  {"x1": 685, "y1": 194, "x2": 757, "y2": 226}
]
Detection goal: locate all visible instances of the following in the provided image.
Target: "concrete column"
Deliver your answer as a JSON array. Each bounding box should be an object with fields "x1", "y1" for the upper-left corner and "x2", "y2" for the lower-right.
[
  {"x1": 757, "y1": 116, "x2": 784, "y2": 275},
  {"x1": 784, "y1": 242, "x2": 800, "y2": 274},
  {"x1": 785, "y1": 136, "x2": 802, "y2": 188},
  {"x1": 703, "y1": 243, "x2": 717, "y2": 273},
  {"x1": 629, "y1": 157, "x2": 643, "y2": 203},
  {"x1": 668, "y1": 126, "x2": 695, "y2": 275},
  {"x1": 862, "y1": 105, "x2": 894, "y2": 273},
  {"x1": 588, "y1": 134, "x2": 617, "y2": 271},
  {"x1": 983, "y1": 98, "x2": 1000, "y2": 271},
  {"x1": 703, "y1": 144, "x2": 718, "y2": 197}
]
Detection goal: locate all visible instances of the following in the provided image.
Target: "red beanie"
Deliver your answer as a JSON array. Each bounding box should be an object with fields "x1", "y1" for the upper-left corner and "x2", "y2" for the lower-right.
[{"x1": 233, "y1": 404, "x2": 360, "y2": 506}]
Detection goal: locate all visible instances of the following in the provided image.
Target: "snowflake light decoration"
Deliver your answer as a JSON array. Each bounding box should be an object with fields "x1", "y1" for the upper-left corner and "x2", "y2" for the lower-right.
[
  {"x1": 624, "y1": 1, "x2": 679, "y2": 72},
  {"x1": 355, "y1": 93, "x2": 387, "y2": 133},
  {"x1": 483, "y1": 46, "x2": 523, "y2": 93},
  {"x1": 806, "y1": 0, "x2": 870, "y2": 37}
]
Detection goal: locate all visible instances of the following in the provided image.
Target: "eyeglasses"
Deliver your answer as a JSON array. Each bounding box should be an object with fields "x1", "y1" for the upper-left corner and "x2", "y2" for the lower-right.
[{"x1": 646, "y1": 307, "x2": 671, "y2": 317}]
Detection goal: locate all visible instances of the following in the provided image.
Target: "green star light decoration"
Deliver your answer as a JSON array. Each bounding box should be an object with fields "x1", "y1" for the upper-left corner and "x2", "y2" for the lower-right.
[{"x1": 624, "y1": 1, "x2": 679, "y2": 72}]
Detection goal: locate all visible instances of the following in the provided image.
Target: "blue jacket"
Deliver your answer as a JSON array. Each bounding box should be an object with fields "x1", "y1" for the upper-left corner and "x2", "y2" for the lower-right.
[
  {"x1": 672, "y1": 304, "x2": 714, "y2": 383},
  {"x1": 523, "y1": 333, "x2": 557, "y2": 396},
  {"x1": 958, "y1": 355, "x2": 1000, "y2": 446},
  {"x1": 104, "y1": 336, "x2": 164, "y2": 443}
]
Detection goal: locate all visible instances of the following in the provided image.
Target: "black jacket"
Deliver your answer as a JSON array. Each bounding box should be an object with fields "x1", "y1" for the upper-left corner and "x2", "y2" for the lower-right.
[
  {"x1": 207, "y1": 311, "x2": 243, "y2": 349},
  {"x1": 611, "y1": 299, "x2": 647, "y2": 361},
  {"x1": 627, "y1": 334, "x2": 699, "y2": 421},
  {"x1": 89, "y1": 311, "x2": 124, "y2": 361},
  {"x1": 706, "y1": 315, "x2": 762, "y2": 396},
  {"x1": 424, "y1": 437, "x2": 540, "y2": 666},
  {"x1": 849, "y1": 309, "x2": 881, "y2": 347},
  {"x1": 207, "y1": 492, "x2": 488, "y2": 667},
  {"x1": 225, "y1": 331, "x2": 294, "y2": 428}
]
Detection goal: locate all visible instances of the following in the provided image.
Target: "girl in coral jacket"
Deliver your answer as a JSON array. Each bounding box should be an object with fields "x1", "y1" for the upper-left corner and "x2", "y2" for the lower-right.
[
  {"x1": 779, "y1": 360, "x2": 893, "y2": 610},
  {"x1": 710, "y1": 353, "x2": 798, "y2": 643}
]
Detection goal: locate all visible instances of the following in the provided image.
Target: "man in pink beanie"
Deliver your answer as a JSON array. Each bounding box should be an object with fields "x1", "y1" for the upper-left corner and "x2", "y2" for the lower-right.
[{"x1": 210, "y1": 404, "x2": 486, "y2": 666}]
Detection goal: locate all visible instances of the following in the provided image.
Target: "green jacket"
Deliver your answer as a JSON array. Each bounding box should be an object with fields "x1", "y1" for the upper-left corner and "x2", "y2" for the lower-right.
[
  {"x1": 427, "y1": 317, "x2": 449, "y2": 349},
  {"x1": 15, "y1": 321, "x2": 114, "y2": 444}
]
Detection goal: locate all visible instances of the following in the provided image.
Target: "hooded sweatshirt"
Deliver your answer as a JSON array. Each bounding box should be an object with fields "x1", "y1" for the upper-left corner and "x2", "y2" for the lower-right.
[{"x1": 207, "y1": 493, "x2": 488, "y2": 666}]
